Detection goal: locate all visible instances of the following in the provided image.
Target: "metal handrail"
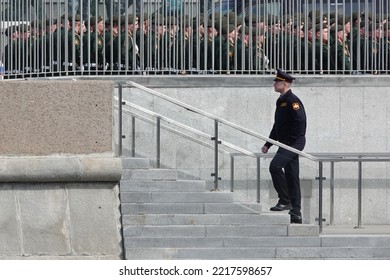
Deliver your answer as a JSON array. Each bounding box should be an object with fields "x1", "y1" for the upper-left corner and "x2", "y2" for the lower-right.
[
  {"x1": 115, "y1": 97, "x2": 257, "y2": 158},
  {"x1": 126, "y1": 81, "x2": 317, "y2": 162},
  {"x1": 119, "y1": 106, "x2": 232, "y2": 156},
  {"x1": 231, "y1": 152, "x2": 390, "y2": 231},
  {"x1": 117, "y1": 82, "x2": 390, "y2": 233}
]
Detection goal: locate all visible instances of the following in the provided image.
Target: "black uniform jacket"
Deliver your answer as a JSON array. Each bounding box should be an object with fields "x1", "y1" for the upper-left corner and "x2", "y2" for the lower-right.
[{"x1": 265, "y1": 89, "x2": 307, "y2": 149}]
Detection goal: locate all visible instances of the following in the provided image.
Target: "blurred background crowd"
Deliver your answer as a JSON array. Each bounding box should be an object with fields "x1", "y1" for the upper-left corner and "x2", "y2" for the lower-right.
[{"x1": 0, "y1": 0, "x2": 389, "y2": 77}]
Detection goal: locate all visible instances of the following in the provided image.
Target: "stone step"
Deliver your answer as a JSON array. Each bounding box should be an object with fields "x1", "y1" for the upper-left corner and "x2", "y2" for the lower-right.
[
  {"x1": 120, "y1": 192, "x2": 234, "y2": 203},
  {"x1": 123, "y1": 225, "x2": 288, "y2": 237},
  {"x1": 120, "y1": 180, "x2": 206, "y2": 192},
  {"x1": 121, "y1": 158, "x2": 150, "y2": 169},
  {"x1": 125, "y1": 248, "x2": 277, "y2": 259},
  {"x1": 121, "y1": 202, "x2": 260, "y2": 215},
  {"x1": 122, "y1": 213, "x2": 290, "y2": 226},
  {"x1": 122, "y1": 169, "x2": 178, "y2": 180},
  {"x1": 124, "y1": 236, "x2": 322, "y2": 248},
  {"x1": 275, "y1": 247, "x2": 390, "y2": 259},
  {"x1": 321, "y1": 235, "x2": 390, "y2": 247},
  {"x1": 125, "y1": 247, "x2": 390, "y2": 260}
]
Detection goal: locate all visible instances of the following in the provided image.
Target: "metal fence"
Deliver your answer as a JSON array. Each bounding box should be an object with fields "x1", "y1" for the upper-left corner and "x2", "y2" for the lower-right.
[{"x1": 0, "y1": 0, "x2": 389, "y2": 78}]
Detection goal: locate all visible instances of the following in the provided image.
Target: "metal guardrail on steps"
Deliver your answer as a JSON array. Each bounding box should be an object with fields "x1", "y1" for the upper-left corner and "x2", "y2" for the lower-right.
[{"x1": 116, "y1": 81, "x2": 390, "y2": 233}]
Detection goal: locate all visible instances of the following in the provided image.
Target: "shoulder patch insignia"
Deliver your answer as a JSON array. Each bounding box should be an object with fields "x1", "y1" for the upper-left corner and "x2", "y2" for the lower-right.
[{"x1": 292, "y1": 102, "x2": 300, "y2": 110}]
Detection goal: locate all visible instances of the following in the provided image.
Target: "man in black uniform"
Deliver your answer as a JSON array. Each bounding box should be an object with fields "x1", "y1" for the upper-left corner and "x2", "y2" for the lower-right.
[{"x1": 261, "y1": 69, "x2": 307, "y2": 224}]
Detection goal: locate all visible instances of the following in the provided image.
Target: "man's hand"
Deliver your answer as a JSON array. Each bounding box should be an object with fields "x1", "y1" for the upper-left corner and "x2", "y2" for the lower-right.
[{"x1": 261, "y1": 145, "x2": 269, "y2": 154}]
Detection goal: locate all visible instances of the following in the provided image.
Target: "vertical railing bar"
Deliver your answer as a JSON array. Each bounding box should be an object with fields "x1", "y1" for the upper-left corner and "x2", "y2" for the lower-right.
[
  {"x1": 156, "y1": 116, "x2": 161, "y2": 168},
  {"x1": 318, "y1": 161, "x2": 323, "y2": 234},
  {"x1": 230, "y1": 156, "x2": 234, "y2": 192},
  {"x1": 256, "y1": 156, "x2": 261, "y2": 203},
  {"x1": 357, "y1": 159, "x2": 363, "y2": 228},
  {"x1": 330, "y1": 161, "x2": 335, "y2": 225},
  {"x1": 118, "y1": 83, "x2": 123, "y2": 157},
  {"x1": 131, "y1": 116, "x2": 136, "y2": 157},
  {"x1": 213, "y1": 119, "x2": 219, "y2": 190}
]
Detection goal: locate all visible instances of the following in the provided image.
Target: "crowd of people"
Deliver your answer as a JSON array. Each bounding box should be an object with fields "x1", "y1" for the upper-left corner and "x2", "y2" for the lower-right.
[{"x1": 2, "y1": 7, "x2": 390, "y2": 77}]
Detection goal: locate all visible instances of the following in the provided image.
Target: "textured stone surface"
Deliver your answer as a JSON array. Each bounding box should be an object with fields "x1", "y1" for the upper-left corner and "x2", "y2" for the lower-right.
[
  {"x1": 0, "y1": 80, "x2": 114, "y2": 155},
  {"x1": 0, "y1": 183, "x2": 122, "y2": 259},
  {"x1": 0, "y1": 156, "x2": 122, "y2": 182}
]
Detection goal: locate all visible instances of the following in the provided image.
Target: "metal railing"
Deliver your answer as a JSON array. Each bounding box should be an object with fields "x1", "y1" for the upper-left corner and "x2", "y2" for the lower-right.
[
  {"x1": 116, "y1": 81, "x2": 390, "y2": 233},
  {"x1": 1, "y1": 0, "x2": 390, "y2": 78}
]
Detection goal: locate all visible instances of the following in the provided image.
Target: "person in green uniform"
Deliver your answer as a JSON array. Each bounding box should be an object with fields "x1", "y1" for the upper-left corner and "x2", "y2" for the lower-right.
[
  {"x1": 113, "y1": 15, "x2": 140, "y2": 73},
  {"x1": 314, "y1": 23, "x2": 331, "y2": 74},
  {"x1": 66, "y1": 14, "x2": 83, "y2": 73},
  {"x1": 4, "y1": 25, "x2": 20, "y2": 77},
  {"x1": 329, "y1": 24, "x2": 351, "y2": 74},
  {"x1": 175, "y1": 16, "x2": 194, "y2": 74},
  {"x1": 214, "y1": 21, "x2": 236, "y2": 73},
  {"x1": 83, "y1": 16, "x2": 105, "y2": 73}
]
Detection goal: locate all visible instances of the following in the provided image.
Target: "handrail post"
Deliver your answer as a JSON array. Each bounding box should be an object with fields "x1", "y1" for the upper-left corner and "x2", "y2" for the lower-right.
[
  {"x1": 211, "y1": 120, "x2": 220, "y2": 191},
  {"x1": 118, "y1": 84, "x2": 123, "y2": 157},
  {"x1": 156, "y1": 116, "x2": 161, "y2": 168},
  {"x1": 131, "y1": 116, "x2": 135, "y2": 157},
  {"x1": 357, "y1": 159, "x2": 363, "y2": 228},
  {"x1": 318, "y1": 161, "x2": 323, "y2": 233},
  {"x1": 230, "y1": 156, "x2": 234, "y2": 192},
  {"x1": 330, "y1": 161, "x2": 335, "y2": 225},
  {"x1": 256, "y1": 157, "x2": 261, "y2": 203}
]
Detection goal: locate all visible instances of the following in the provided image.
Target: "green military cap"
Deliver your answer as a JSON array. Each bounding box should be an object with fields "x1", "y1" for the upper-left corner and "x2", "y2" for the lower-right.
[
  {"x1": 120, "y1": 14, "x2": 137, "y2": 25},
  {"x1": 151, "y1": 14, "x2": 165, "y2": 25},
  {"x1": 284, "y1": 14, "x2": 292, "y2": 23},
  {"x1": 329, "y1": 12, "x2": 336, "y2": 20},
  {"x1": 267, "y1": 15, "x2": 279, "y2": 25},
  {"x1": 330, "y1": 24, "x2": 344, "y2": 35},
  {"x1": 165, "y1": 16, "x2": 177, "y2": 26},
  {"x1": 315, "y1": 23, "x2": 327, "y2": 30},
  {"x1": 210, "y1": 12, "x2": 222, "y2": 21},
  {"x1": 352, "y1": 12, "x2": 362, "y2": 21},
  {"x1": 362, "y1": 12, "x2": 373, "y2": 20},
  {"x1": 305, "y1": 21, "x2": 313, "y2": 30},
  {"x1": 309, "y1": 10, "x2": 327, "y2": 23},
  {"x1": 221, "y1": 23, "x2": 236, "y2": 35},
  {"x1": 69, "y1": 14, "x2": 82, "y2": 22},
  {"x1": 192, "y1": 15, "x2": 203, "y2": 28},
  {"x1": 337, "y1": 15, "x2": 350, "y2": 24},
  {"x1": 243, "y1": 26, "x2": 251, "y2": 35},
  {"x1": 112, "y1": 15, "x2": 120, "y2": 25},
  {"x1": 243, "y1": 26, "x2": 264, "y2": 36},
  {"x1": 90, "y1": 15, "x2": 104, "y2": 25},
  {"x1": 214, "y1": 18, "x2": 225, "y2": 30},
  {"x1": 138, "y1": 12, "x2": 149, "y2": 21},
  {"x1": 179, "y1": 15, "x2": 192, "y2": 28},
  {"x1": 45, "y1": 18, "x2": 57, "y2": 26},
  {"x1": 229, "y1": 15, "x2": 243, "y2": 26},
  {"x1": 245, "y1": 15, "x2": 265, "y2": 25}
]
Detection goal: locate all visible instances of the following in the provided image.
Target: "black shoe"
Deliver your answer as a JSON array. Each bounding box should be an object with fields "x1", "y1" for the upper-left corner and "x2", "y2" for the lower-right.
[
  {"x1": 290, "y1": 212, "x2": 302, "y2": 224},
  {"x1": 270, "y1": 203, "x2": 292, "y2": 211}
]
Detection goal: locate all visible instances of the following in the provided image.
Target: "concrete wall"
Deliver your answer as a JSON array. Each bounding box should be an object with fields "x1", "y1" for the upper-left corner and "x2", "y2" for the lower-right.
[
  {"x1": 115, "y1": 75, "x2": 390, "y2": 226},
  {"x1": 0, "y1": 80, "x2": 123, "y2": 259}
]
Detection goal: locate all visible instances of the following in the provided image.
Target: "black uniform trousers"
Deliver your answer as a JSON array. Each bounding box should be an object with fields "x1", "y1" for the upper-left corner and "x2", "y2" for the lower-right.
[{"x1": 269, "y1": 138, "x2": 305, "y2": 215}]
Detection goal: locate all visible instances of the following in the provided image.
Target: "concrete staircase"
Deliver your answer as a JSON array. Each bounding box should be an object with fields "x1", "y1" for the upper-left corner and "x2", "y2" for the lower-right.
[{"x1": 120, "y1": 158, "x2": 390, "y2": 259}]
